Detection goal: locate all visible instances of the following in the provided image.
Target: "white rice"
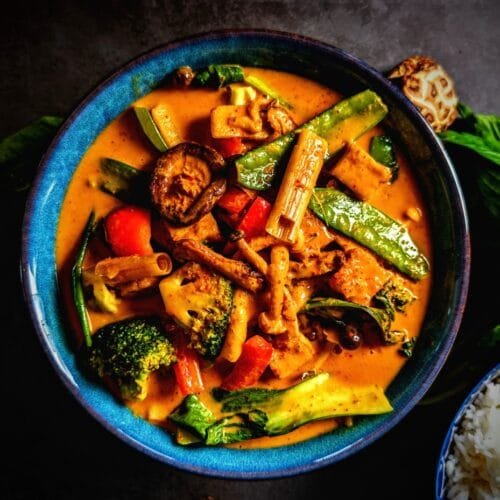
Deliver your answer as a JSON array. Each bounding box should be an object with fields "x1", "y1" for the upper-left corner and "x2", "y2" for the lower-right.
[{"x1": 445, "y1": 371, "x2": 500, "y2": 500}]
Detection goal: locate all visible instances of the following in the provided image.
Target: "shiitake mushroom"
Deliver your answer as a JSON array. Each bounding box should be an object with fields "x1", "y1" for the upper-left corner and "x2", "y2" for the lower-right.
[{"x1": 150, "y1": 142, "x2": 226, "y2": 226}]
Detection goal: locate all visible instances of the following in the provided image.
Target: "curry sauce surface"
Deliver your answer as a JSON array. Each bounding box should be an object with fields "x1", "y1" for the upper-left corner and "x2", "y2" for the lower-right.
[{"x1": 56, "y1": 67, "x2": 432, "y2": 448}]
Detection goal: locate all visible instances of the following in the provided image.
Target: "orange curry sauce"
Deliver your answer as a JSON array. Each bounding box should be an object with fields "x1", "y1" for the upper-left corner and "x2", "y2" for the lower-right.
[{"x1": 56, "y1": 67, "x2": 432, "y2": 448}]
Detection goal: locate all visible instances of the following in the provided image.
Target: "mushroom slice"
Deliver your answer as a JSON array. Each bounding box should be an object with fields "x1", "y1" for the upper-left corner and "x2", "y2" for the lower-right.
[
  {"x1": 388, "y1": 55, "x2": 458, "y2": 132},
  {"x1": 266, "y1": 102, "x2": 296, "y2": 140},
  {"x1": 150, "y1": 142, "x2": 225, "y2": 225}
]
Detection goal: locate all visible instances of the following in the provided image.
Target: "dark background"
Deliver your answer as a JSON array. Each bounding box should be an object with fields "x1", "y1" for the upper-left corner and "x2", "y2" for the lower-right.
[{"x1": 2, "y1": 1, "x2": 499, "y2": 499}]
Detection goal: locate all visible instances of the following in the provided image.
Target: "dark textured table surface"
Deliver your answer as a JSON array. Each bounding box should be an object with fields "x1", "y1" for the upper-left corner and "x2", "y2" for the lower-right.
[{"x1": 2, "y1": 1, "x2": 499, "y2": 499}]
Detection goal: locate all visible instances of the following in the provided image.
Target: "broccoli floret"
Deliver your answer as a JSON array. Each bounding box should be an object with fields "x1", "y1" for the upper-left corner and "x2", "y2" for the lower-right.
[
  {"x1": 159, "y1": 262, "x2": 233, "y2": 357},
  {"x1": 87, "y1": 317, "x2": 176, "y2": 401}
]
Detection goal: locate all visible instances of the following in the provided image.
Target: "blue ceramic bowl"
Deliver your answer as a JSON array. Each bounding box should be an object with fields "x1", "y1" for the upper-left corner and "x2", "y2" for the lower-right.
[
  {"x1": 21, "y1": 30, "x2": 470, "y2": 478},
  {"x1": 435, "y1": 363, "x2": 499, "y2": 499}
]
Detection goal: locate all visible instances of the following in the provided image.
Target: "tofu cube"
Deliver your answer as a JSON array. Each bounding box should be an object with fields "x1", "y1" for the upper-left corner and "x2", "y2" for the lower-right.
[{"x1": 332, "y1": 142, "x2": 391, "y2": 200}]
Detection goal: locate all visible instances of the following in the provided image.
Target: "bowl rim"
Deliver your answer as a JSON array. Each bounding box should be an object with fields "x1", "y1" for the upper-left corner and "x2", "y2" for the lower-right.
[
  {"x1": 21, "y1": 28, "x2": 470, "y2": 479},
  {"x1": 435, "y1": 362, "x2": 499, "y2": 499}
]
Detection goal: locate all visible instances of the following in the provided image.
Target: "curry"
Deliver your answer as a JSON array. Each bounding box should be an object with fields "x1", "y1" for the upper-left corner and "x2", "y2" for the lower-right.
[{"x1": 56, "y1": 66, "x2": 432, "y2": 448}]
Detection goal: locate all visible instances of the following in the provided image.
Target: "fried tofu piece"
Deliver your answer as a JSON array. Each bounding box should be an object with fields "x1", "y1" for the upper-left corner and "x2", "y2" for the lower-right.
[
  {"x1": 329, "y1": 247, "x2": 389, "y2": 306},
  {"x1": 152, "y1": 213, "x2": 221, "y2": 250},
  {"x1": 332, "y1": 142, "x2": 391, "y2": 200},
  {"x1": 269, "y1": 330, "x2": 316, "y2": 379}
]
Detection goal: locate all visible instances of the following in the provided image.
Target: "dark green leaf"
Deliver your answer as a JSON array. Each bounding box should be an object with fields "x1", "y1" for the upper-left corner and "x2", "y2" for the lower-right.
[
  {"x1": 439, "y1": 130, "x2": 500, "y2": 165},
  {"x1": 373, "y1": 279, "x2": 416, "y2": 320},
  {"x1": 194, "y1": 65, "x2": 244, "y2": 88},
  {"x1": 457, "y1": 102, "x2": 474, "y2": 120},
  {"x1": 478, "y1": 168, "x2": 500, "y2": 219},
  {"x1": 0, "y1": 116, "x2": 63, "y2": 191},
  {"x1": 213, "y1": 386, "x2": 282, "y2": 412},
  {"x1": 168, "y1": 394, "x2": 216, "y2": 439},
  {"x1": 369, "y1": 135, "x2": 399, "y2": 182},
  {"x1": 98, "y1": 158, "x2": 149, "y2": 202},
  {"x1": 399, "y1": 337, "x2": 416, "y2": 358},
  {"x1": 302, "y1": 297, "x2": 393, "y2": 342},
  {"x1": 205, "y1": 416, "x2": 258, "y2": 445},
  {"x1": 478, "y1": 324, "x2": 500, "y2": 348}
]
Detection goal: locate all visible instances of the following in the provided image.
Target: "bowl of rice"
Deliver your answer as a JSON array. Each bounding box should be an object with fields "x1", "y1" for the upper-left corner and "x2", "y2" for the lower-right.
[{"x1": 436, "y1": 363, "x2": 500, "y2": 499}]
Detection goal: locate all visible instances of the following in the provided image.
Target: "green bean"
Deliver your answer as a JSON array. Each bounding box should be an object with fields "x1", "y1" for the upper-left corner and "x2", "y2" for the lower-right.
[
  {"x1": 134, "y1": 107, "x2": 168, "y2": 152},
  {"x1": 71, "y1": 211, "x2": 96, "y2": 347}
]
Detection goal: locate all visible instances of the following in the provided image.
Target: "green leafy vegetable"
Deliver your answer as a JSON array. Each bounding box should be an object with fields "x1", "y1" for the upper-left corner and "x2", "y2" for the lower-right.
[
  {"x1": 213, "y1": 372, "x2": 392, "y2": 437},
  {"x1": 399, "y1": 337, "x2": 416, "y2": 358},
  {"x1": 97, "y1": 158, "x2": 148, "y2": 202},
  {"x1": 235, "y1": 90, "x2": 388, "y2": 190},
  {"x1": 478, "y1": 324, "x2": 500, "y2": 348},
  {"x1": 373, "y1": 279, "x2": 416, "y2": 320},
  {"x1": 71, "y1": 211, "x2": 96, "y2": 348},
  {"x1": 169, "y1": 394, "x2": 216, "y2": 439},
  {"x1": 302, "y1": 297, "x2": 392, "y2": 343},
  {"x1": 477, "y1": 168, "x2": 500, "y2": 219},
  {"x1": 369, "y1": 135, "x2": 399, "y2": 182},
  {"x1": 0, "y1": 116, "x2": 63, "y2": 191},
  {"x1": 440, "y1": 103, "x2": 500, "y2": 220},
  {"x1": 205, "y1": 416, "x2": 258, "y2": 445},
  {"x1": 168, "y1": 373, "x2": 392, "y2": 446},
  {"x1": 194, "y1": 64, "x2": 244, "y2": 88},
  {"x1": 309, "y1": 188, "x2": 430, "y2": 280}
]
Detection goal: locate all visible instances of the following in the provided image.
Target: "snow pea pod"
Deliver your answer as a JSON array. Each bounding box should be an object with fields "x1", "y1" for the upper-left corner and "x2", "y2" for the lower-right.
[
  {"x1": 309, "y1": 188, "x2": 430, "y2": 280},
  {"x1": 235, "y1": 89, "x2": 388, "y2": 190},
  {"x1": 134, "y1": 107, "x2": 168, "y2": 152}
]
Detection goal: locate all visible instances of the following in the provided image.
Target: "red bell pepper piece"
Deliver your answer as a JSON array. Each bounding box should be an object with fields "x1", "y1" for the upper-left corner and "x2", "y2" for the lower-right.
[
  {"x1": 217, "y1": 187, "x2": 252, "y2": 216},
  {"x1": 221, "y1": 335, "x2": 273, "y2": 390},
  {"x1": 172, "y1": 330, "x2": 204, "y2": 395},
  {"x1": 236, "y1": 196, "x2": 272, "y2": 239},
  {"x1": 104, "y1": 205, "x2": 153, "y2": 256},
  {"x1": 214, "y1": 137, "x2": 245, "y2": 158}
]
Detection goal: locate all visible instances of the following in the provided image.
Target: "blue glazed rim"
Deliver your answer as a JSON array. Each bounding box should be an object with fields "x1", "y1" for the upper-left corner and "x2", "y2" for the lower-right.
[
  {"x1": 21, "y1": 29, "x2": 470, "y2": 479},
  {"x1": 435, "y1": 363, "x2": 499, "y2": 499}
]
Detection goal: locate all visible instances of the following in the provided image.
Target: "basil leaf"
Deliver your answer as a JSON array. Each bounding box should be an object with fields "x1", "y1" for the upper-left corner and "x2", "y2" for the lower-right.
[
  {"x1": 440, "y1": 103, "x2": 500, "y2": 220},
  {"x1": 302, "y1": 297, "x2": 393, "y2": 343},
  {"x1": 0, "y1": 116, "x2": 63, "y2": 191},
  {"x1": 440, "y1": 130, "x2": 500, "y2": 165}
]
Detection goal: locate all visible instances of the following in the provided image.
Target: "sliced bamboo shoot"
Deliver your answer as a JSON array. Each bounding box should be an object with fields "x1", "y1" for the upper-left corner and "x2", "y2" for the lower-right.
[
  {"x1": 151, "y1": 104, "x2": 182, "y2": 147},
  {"x1": 265, "y1": 129, "x2": 327, "y2": 244}
]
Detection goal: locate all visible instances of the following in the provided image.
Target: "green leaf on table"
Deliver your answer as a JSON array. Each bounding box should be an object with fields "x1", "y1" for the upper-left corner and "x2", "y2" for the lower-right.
[
  {"x1": 439, "y1": 130, "x2": 500, "y2": 165},
  {"x1": 439, "y1": 103, "x2": 500, "y2": 220},
  {"x1": 478, "y1": 324, "x2": 500, "y2": 348},
  {"x1": 0, "y1": 116, "x2": 63, "y2": 192}
]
